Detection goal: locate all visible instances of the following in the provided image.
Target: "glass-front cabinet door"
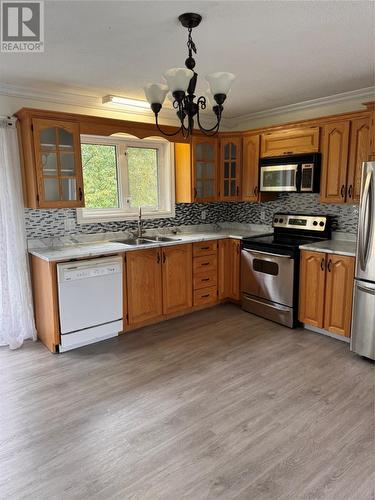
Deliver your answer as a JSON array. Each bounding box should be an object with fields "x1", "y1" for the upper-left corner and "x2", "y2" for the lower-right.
[
  {"x1": 192, "y1": 137, "x2": 218, "y2": 202},
  {"x1": 32, "y1": 119, "x2": 84, "y2": 207},
  {"x1": 220, "y1": 137, "x2": 242, "y2": 201}
]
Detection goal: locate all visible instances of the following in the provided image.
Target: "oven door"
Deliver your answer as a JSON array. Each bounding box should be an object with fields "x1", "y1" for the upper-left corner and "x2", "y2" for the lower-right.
[
  {"x1": 241, "y1": 248, "x2": 295, "y2": 306},
  {"x1": 260, "y1": 164, "x2": 298, "y2": 192}
]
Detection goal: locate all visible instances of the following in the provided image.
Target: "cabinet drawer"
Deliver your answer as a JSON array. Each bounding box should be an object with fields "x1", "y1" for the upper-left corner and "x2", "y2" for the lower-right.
[
  {"x1": 193, "y1": 255, "x2": 217, "y2": 273},
  {"x1": 193, "y1": 240, "x2": 218, "y2": 257},
  {"x1": 194, "y1": 286, "x2": 218, "y2": 306},
  {"x1": 193, "y1": 271, "x2": 217, "y2": 290}
]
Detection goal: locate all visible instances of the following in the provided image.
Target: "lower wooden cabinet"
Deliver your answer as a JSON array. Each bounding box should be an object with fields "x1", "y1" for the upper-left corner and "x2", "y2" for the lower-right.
[
  {"x1": 299, "y1": 250, "x2": 355, "y2": 337},
  {"x1": 126, "y1": 244, "x2": 193, "y2": 326},
  {"x1": 126, "y1": 248, "x2": 163, "y2": 327},
  {"x1": 161, "y1": 245, "x2": 192, "y2": 315},
  {"x1": 218, "y1": 239, "x2": 241, "y2": 301}
]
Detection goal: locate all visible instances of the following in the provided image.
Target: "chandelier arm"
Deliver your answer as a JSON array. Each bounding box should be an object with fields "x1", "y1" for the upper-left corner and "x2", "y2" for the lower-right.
[
  {"x1": 196, "y1": 105, "x2": 222, "y2": 135},
  {"x1": 154, "y1": 114, "x2": 183, "y2": 137}
]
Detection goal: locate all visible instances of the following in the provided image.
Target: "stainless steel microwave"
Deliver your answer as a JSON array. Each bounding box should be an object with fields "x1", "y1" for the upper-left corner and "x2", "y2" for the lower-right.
[{"x1": 259, "y1": 153, "x2": 321, "y2": 193}]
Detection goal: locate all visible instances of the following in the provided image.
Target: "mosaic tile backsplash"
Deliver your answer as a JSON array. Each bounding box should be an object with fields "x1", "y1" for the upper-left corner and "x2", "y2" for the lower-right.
[{"x1": 25, "y1": 194, "x2": 359, "y2": 239}]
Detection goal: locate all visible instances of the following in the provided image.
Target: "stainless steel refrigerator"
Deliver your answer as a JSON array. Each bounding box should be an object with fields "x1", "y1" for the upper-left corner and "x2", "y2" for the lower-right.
[{"x1": 351, "y1": 161, "x2": 375, "y2": 360}]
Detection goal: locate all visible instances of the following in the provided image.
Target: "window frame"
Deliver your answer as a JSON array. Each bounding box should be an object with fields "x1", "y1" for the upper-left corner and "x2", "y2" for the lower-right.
[{"x1": 77, "y1": 134, "x2": 175, "y2": 224}]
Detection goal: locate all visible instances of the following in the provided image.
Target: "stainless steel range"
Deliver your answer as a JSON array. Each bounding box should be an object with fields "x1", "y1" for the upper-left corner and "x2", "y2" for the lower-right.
[{"x1": 241, "y1": 214, "x2": 332, "y2": 328}]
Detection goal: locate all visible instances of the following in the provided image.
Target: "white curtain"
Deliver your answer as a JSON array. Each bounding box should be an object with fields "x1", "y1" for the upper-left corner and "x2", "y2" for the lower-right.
[{"x1": 0, "y1": 119, "x2": 36, "y2": 349}]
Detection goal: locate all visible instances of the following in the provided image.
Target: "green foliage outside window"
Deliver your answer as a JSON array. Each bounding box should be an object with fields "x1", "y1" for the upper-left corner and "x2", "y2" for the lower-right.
[
  {"x1": 127, "y1": 147, "x2": 158, "y2": 209},
  {"x1": 81, "y1": 144, "x2": 119, "y2": 208}
]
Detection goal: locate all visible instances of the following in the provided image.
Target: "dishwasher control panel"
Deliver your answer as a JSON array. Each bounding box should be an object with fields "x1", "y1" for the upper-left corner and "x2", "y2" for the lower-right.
[{"x1": 57, "y1": 257, "x2": 123, "y2": 283}]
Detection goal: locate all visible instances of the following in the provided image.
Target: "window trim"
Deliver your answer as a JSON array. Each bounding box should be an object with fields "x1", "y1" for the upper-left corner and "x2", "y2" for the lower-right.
[{"x1": 77, "y1": 134, "x2": 175, "y2": 224}]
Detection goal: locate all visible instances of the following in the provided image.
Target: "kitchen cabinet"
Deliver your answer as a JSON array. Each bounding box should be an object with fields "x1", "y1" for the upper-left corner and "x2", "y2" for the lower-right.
[
  {"x1": 299, "y1": 250, "x2": 355, "y2": 337},
  {"x1": 242, "y1": 134, "x2": 276, "y2": 203},
  {"x1": 260, "y1": 127, "x2": 320, "y2": 158},
  {"x1": 161, "y1": 244, "x2": 192, "y2": 315},
  {"x1": 192, "y1": 241, "x2": 218, "y2": 307},
  {"x1": 320, "y1": 121, "x2": 350, "y2": 203},
  {"x1": 126, "y1": 244, "x2": 193, "y2": 326},
  {"x1": 174, "y1": 137, "x2": 218, "y2": 203},
  {"x1": 126, "y1": 248, "x2": 163, "y2": 327},
  {"x1": 17, "y1": 111, "x2": 84, "y2": 208},
  {"x1": 219, "y1": 137, "x2": 241, "y2": 201},
  {"x1": 347, "y1": 116, "x2": 370, "y2": 203},
  {"x1": 218, "y1": 239, "x2": 241, "y2": 301}
]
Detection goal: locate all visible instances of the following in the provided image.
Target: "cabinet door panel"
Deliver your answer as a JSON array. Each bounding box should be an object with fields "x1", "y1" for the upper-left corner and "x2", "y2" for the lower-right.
[
  {"x1": 347, "y1": 117, "x2": 370, "y2": 203},
  {"x1": 324, "y1": 255, "x2": 355, "y2": 337},
  {"x1": 218, "y1": 239, "x2": 241, "y2": 300},
  {"x1": 320, "y1": 121, "x2": 350, "y2": 203},
  {"x1": 192, "y1": 137, "x2": 218, "y2": 202},
  {"x1": 126, "y1": 249, "x2": 163, "y2": 326},
  {"x1": 242, "y1": 135, "x2": 260, "y2": 201},
  {"x1": 220, "y1": 137, "x2": 241, "y2": 201},
  {"x1": 33, "y1": 118, "x2": 84, "y2": 208},
  {"x1": 299, "y1": 251, "x2": 326, "y2": 328},
  {"x1": 261, "y1": 127, "x2": 319, "y2": 157},
  {"x1": 162, "y1": 244, "x2": 192, "y2": 315}
]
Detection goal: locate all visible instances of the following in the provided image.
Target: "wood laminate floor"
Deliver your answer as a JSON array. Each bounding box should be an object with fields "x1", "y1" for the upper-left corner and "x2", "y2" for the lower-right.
[{"x1": 0, "y1": 304, "x2": 374, "y2": 500}]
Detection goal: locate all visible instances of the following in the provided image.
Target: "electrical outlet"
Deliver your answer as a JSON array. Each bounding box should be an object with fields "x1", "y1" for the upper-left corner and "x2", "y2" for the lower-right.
[
  {"x1": 260, "y1": 209, "x2": 266, "y2": 222},
  {"x1": 201, "y1": 209, "x2": 207, "y2": 221},
  {"x1": 64, "y1": 218, "x2": 75, "y2": 231}
]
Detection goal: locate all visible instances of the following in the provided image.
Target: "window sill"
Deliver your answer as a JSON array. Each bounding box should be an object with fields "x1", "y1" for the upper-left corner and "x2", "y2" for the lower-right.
[{"x1": 76, "y1": 207, "x2": 175, "y2": 225}]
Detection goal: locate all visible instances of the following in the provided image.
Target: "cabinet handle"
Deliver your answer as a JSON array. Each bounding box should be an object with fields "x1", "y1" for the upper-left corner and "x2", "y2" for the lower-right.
[
  {"x1": 340, "y1": 184, "x2": 346, "y2": 199},
  {"x1": 320, "y1": 257, "x2": 325, "y2": 271},
  {"x1": 201, "y1": 262, "x2": 209, "y2": 266},
  {"x1": 236, "y1": 186, "x2": 239, "y2": 196},
  {"x1": 253, "y1": 185, "x2": 258, "y2": 196},
  {"x1": 201, "y1": 294, "x2": 209, "y2": 298},
  {"x1": 283, "y1": 151, "x2": 293, "y2": 155},
  {"x1": 348, "y1": 184, "x2": 353, "y2": 198},
  {"x1": 327, "y1": 259, "x2": 332, "y2": 272},
  {"x1": 194, "y1": 187, "x2": 197, "y2": 199},
  {"x1": 157, "y1": 252, "x2": 160, "y2": 264},
  {"x1": 237, "y1": 243, "x2": 240, "y2": 254},
  {"x1": 200, "y1": 246, "x2": 209, "y2": 250},
  {"x1": 79, "y1": 187, "x2": 83, "y2": 201},
  {"x1": 163, "y1": 252, "x2": 166, "y2": 263},
  {"x1": 202, "y1": 278, "x2": 210, "y2": 282}
]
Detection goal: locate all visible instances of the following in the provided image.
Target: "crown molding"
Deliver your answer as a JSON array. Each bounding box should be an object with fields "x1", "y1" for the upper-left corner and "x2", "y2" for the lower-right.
[
  {"x1": 1, "y1": 82, "x2": 373, "y2": 131},
  {"x1": 223, "y1": 86, "x2": 375, "y2": 129}
]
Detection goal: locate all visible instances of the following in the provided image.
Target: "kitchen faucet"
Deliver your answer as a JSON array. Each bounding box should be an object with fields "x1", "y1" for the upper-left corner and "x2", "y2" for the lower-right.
[{"x1": 137, "y1": 207, "x2": 143, "y2": 238}]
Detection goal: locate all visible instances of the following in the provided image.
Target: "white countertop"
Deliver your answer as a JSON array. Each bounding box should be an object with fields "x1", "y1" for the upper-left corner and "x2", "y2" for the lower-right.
[
  {"x1": 299, "y1": 239, "x2": 357, "y2": 257},
  {"x1": 29, "y1": 229, "x2": 268, "y2": 262}
]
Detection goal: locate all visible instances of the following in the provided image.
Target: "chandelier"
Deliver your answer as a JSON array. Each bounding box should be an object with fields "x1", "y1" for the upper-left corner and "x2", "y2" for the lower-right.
[{"x1": 143, "y1": 13, "x2": 235, "y2": 138}]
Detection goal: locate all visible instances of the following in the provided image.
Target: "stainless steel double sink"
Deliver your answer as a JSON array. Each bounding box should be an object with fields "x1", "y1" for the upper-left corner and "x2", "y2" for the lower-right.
[{"x1": 112, "y1": 236, "x2": 181, "y2": 246}]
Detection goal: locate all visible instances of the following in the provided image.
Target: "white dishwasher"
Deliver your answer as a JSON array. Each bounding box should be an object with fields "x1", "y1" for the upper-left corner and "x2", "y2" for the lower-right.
[{"x1": 57, "y1": 256, "x2": 123, "y2": 352}]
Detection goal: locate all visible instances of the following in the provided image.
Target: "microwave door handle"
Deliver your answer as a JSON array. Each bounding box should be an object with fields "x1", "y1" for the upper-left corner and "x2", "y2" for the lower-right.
[{"x1": 295, "y1": 165, "x2": 301, "y2": 191}]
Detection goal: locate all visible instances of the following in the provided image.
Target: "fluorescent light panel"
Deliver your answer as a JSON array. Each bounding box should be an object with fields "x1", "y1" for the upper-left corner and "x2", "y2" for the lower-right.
[{"x1": 102, "y1": 95, "x2": 151, "y2": 109}]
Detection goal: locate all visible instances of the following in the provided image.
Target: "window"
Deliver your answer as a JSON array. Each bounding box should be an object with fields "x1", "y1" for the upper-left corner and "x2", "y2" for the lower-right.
[{"x1": 77, "y1": 135, "x2": 174, "y2": 223}]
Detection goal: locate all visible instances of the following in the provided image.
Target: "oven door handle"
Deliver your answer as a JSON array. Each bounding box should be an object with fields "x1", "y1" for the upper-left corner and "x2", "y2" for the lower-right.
[
  {"x1": 242, "y1": 248, "x2": 292, "y2": 259},
  {"x1": 247, "y1": 296, "x2": 291, "y2": 312}
]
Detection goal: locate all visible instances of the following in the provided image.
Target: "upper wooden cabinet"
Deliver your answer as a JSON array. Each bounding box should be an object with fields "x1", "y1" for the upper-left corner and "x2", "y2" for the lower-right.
[
  {"x1": 347, "y1": 116, "x2": 370, "y2": 203},
  {"x1": 219, "y1": 137, "x2": 242, "y2": 201},
  {"x1": 17, "y1": 112, "x2": 85, "y2": 208},
  {"x1": 320, "y1": 121, "x2": 350, "y2": 204},
  {"x1": 260, "y1": 127, "x2": 320, "y2": 158},
  {"x1": 320, "y1": 117, "x2": 371, "y2": 204},
  {"x1": 299, "y1": 250, "x2": 355, "y2": 337},
  {"x1": 175, "y1": 137, "x2": 218, "y2": 203},
  {"x1": 242, "y1": 135, "x2": 260, "y2": 202}
]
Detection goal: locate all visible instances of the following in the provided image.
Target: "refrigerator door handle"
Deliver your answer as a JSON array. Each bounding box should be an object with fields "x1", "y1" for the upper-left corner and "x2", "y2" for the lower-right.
[
  {"x1": 359, "y1": 170, "x2": 373, "y2": 271},
  {"x1": 357, "y1": 282, "x2": 375, "y2": 295}
]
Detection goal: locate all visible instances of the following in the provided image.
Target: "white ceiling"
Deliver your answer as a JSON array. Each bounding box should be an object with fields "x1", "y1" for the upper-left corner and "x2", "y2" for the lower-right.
[{"x1": 1, "y1": 1, "x2": 374, "y2": 118}]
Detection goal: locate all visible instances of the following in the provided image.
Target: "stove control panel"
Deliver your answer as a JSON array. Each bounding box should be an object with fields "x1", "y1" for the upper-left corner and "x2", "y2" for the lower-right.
[{"x1": 273, "y1": 214, "x2": 328, "y2": 231}]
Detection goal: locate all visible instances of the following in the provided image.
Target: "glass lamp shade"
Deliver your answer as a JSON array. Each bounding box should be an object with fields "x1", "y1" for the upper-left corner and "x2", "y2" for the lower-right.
[
  {"x1": 143, "y1": 83, "x2": 169, "y2": 105},
  {"x1": 206, "y1": 72, "x2": 236, "y2": 97},
  {"x1": 163, "y1": 68, "x2": 194, "y2": 93}
]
